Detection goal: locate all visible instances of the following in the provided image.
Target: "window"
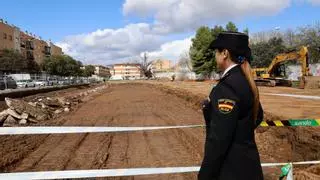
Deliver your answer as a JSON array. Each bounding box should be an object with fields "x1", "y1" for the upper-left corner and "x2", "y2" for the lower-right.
[
  {"x1": 9, "y1": 35, "x2": 13, "y2": 41},
  {"x1": 3, "y1": 33, "x2": 7, "y2": 39}
]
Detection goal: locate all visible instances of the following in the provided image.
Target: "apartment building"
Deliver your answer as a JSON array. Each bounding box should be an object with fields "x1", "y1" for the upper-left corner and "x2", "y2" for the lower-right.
[
  {"x1": 50, "y1": 43, "x2": 63, "y2": 56},
  {"x1": 0, "y1": 18, "x2": 63, "y2": 65},
  {"x1": 94, "y1": 65, "x2": 111, "y2": 78},
  {"x1": 0, "y1": 20, "x2": 14, "y2": 50},
  {"x1": 13, "y1": 27, "x2": 21, "y2": 52},
  {"x1": 20, "y1": 32, "x2": 35, "y2": 61},
  {"x1": 33, "y1": 38, "x2": 50, "y2": 64},
  {"x1": 113, "y1": 63, "x2": 142, "y2": 79},
  {"x1": 152, "y1": 59, "x2": 173, "y2": 72}
]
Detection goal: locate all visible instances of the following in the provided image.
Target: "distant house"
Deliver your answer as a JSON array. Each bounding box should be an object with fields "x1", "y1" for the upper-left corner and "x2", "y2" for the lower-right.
[
  {"x1": 90, "y1": 65, "x2": 111, "y2": 81},
  {"x1": 113, "y1": 63, "x2": 142, "y2": 80},
  {"x1": 151, "y1": 59, "x2": 173, "y2": 73}
]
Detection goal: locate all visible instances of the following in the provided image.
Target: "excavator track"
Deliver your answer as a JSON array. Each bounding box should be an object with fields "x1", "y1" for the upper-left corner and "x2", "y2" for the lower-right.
[{"x1": 255, "y1": 79, "x2": 276, "y2": 87}]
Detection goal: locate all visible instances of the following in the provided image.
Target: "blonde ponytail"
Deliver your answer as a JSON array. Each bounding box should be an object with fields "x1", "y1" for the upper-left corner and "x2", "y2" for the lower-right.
[{"x1": 241, "y1": 61, "x2": 260, "y2": 123}]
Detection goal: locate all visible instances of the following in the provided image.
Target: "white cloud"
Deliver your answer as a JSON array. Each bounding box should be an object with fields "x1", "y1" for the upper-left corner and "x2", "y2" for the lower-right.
[
  {"x1": 56, "y1": 23, "x2": 193, "y2": 65},
  {"x1": 123, "y1": 0, "x2": 292, "y2": 33},
  {"x1": 147, "y1": 37, "x2": 192, "y2": 61},
  {"x1": 56, "y1": 23, "x2": 164, "y2": 65},
  {"x1": 56, "y1": 0, "x2": 319, "y2": 65}
]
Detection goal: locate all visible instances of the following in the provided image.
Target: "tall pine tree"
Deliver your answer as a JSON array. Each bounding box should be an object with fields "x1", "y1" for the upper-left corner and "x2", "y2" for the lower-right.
[{"x1": 189, "y1": 25, "x2": 226, "y2": 77}]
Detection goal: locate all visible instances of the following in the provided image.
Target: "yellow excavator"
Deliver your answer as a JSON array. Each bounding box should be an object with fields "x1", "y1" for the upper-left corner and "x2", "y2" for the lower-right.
[{"x1": 252, "y1": 46, "x2": 311, "y2": 88}]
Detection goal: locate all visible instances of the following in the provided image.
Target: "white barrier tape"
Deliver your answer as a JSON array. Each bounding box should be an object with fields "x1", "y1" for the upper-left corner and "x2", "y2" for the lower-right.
[
  {"x1": 291, "y1": 160, "x2": 320, "y2": 165},
  {"x1": 0, "y1": 125, "x2": 204, "y2": 135},
  {"x1": 262, "y1": 93, "x2": 320, "y2": 100},
  {"x1": 0, "y1": 167, "x2": 200, "y2": 180},
  {"x1": 261, "y1": 160, "x2": 320, "y2": 167},
  {"x1": 1, "y1": 161, "x2": 319, "y2": 180}
]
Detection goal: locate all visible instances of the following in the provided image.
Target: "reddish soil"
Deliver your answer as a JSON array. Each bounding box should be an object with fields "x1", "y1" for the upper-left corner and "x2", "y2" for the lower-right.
[{"x1": 0, "y1": 83, "x2": 319, "y2": 180}]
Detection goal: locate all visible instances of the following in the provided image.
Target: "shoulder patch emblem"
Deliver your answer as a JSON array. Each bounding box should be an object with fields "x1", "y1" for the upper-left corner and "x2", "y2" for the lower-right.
[{"x1": 218, "y1": 99, "x2": 235, "y2": 114}]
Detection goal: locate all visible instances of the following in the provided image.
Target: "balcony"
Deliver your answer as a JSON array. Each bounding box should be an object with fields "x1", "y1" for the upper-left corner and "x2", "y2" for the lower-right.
[
  {"x1": 26, "y1": 41, "x2": 34, "y2": 50},
  {"x1": 20, "y1": 41, "x2": 26, "y2": 48},
  {"x1": 43, "y1": 46, "x2": 51, "y2": 56}
]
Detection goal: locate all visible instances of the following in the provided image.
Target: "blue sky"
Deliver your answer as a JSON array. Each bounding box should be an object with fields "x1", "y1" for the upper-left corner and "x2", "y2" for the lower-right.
[{"x1": 1, "y1": 0, "x2": 319, "y2": 65}]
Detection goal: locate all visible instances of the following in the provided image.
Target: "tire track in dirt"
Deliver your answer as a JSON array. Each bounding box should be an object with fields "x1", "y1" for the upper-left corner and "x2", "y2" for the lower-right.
[{"x1": 3, "y1": 83, "x2": 206, "y2": 179}]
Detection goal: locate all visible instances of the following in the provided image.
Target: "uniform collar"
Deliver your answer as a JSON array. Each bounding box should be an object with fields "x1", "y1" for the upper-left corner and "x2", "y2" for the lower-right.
[
  {"x1": 218, "y1": 64, "x2": 241, "y2": 82},
  {"x1": 222, "y1": 64, "x2": 238, "y2": 78}
]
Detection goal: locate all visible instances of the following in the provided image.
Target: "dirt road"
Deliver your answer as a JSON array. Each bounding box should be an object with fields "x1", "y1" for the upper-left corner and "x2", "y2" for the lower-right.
[
  {"x1": 1, "y1": 83, "x2": 319, "y2": 179},
  {"x1": 0, "y1": 83, "x2": 205, "y2": 179}
]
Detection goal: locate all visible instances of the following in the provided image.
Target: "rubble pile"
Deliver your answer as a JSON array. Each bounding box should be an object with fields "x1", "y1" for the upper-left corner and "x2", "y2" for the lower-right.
[{"x1": 0, "y1": 85, "x2": 108, "y2": 127}]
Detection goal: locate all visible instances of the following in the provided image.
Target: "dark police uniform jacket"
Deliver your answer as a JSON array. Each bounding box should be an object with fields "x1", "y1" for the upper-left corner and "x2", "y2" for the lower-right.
[{"x1": 198, "y1": 65, "x2": 264, "y2": 180}]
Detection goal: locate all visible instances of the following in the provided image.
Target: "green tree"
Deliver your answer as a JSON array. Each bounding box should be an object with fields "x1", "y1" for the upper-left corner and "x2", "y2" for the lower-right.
[
  {"x1": 83, "y1": 65, "x2": 95, "y2": 77},
  {"x1": 295, "y1": 24, "x2": 320, "y2": 63},
  {"x1": 42, "y1": 55, "x2": 83, "y2": 76},
  {"x1": 211, "y1": 25, "x2": 225, "y2": 39},
  {"x1": 27, "y1": 58, "x2": 41, "y2": 73},
  {"x1": 251, "y1": 23, "x2": 320, "y2": 63},
  {"x1": 251, "y1": 37, "x2": 287, "y2": 67},
  {"x1": 190, "y1": 25, "x2": 226, "y2": 77},
  {"x1": 190, "y1": 26, "x2": 214, "y2": 77},
  {"x1": 243, "y1": 28, "x2": 249, "y2": 35},
  {"x1": 0, "y1": 49, "x2": 29, "y2": 73},
  {"x1": 226, "y1": 21, "x2": 238, "y2": 32}
]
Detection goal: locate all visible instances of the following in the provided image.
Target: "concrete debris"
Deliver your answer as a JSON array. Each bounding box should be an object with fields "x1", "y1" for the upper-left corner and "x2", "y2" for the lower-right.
[
  {"x1": 54, "y1": 109, "x2": 63, "y2": 114},
  {"x1": 5, "y1": 98, "x2": 49, "y2": 121},
  {"x1": 19, "y1": 119, "x2": 27, "y2": 125},
  {"x1": 57, "y1": 97, "x2": 66, "y2": 105},
  {"x1": 0, "y1": 85, "x2": 108, "y2": 127},
  {"x1": 0, "y1": 110, "x2": 8, "y2": 125},
  {"x1": 27, "y1": 117, "x2": 38, "y2": 123},
  {"x1": 39, "y1": 103, "x2": 47, "y2": 109},
  {"x1": 28, "y1": 102, "x2": 37, "y2": 107},
  {"x1": 21, "y1": 113, "x2": 29, "y2": 120},
  {"x1": 3, "y1": 115, "x2": 18, "y2": 127},
  {"x1": 42, "y1": 98, "x2": 62, "y2": 108},
  {"x1": 6, "y1": 108, "x2": 23, "y2": 119}
]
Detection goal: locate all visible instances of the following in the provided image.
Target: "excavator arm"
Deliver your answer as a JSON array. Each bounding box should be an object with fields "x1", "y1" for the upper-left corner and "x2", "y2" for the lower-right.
[
  {"x1": 266, "y1": 46, "x2": 309, "y2": 76},
  {"x1": 252, "y1": 46, "x2": 311, "y2": 87}
]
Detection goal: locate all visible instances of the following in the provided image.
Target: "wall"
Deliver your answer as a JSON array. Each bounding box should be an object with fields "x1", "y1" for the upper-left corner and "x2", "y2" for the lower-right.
[
  {"x1": 20, "y1": 32, "x2": 34, "y2": 60},
  {"x1": 33, "y1": 39, "x2": 48, "y2": 65},
  {"x1": 94, "y1": 66, "x2": 111, "y2": 78},
  {"x1": 0, "y1": 22, "x2": 15, "y2": 50},
  {"x1": 50, "y1": 43, "x2": 63, "y2": 56},
  {"x1": 286, "y1": 63, "x2": 320, "y2": 80},
  {"x1": 13, "y1": 27, "x2": 21, "y2": 52},
  {"x1": 113, "y1": 64, "x2": 142, "y2": 78},
  {"x1": 152, "y1": 60, "x2": 172, "y2": 72}
]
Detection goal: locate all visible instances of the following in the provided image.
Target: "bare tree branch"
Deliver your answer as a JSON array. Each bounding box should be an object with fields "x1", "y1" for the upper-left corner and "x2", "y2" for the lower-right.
[
  {"x1": 134, "y1": 52, "x2": 154, "y2": 78},
  {"x1": 177, "y1": 51, "x2": 192, "y2": 72}
]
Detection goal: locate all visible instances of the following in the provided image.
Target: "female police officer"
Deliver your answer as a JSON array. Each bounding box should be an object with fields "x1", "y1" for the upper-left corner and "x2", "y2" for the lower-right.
[{"x1": 198, "y1": 32, "x2": 264, "y2": 180}]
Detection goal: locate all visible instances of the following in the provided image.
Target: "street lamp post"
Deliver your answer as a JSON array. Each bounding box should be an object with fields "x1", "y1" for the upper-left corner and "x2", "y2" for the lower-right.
[{"x1": 274, "y1": 27, "x2": 281, "y2": 38}]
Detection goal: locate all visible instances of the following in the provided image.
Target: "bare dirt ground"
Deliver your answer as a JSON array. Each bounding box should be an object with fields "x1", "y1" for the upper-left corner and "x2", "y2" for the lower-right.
[
  {"x1": 142, "y1": 80, "x2": 320, "y2": 119},
  {"x1": 0, "y1": 82, "x2": 319, "y2": 179}
]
